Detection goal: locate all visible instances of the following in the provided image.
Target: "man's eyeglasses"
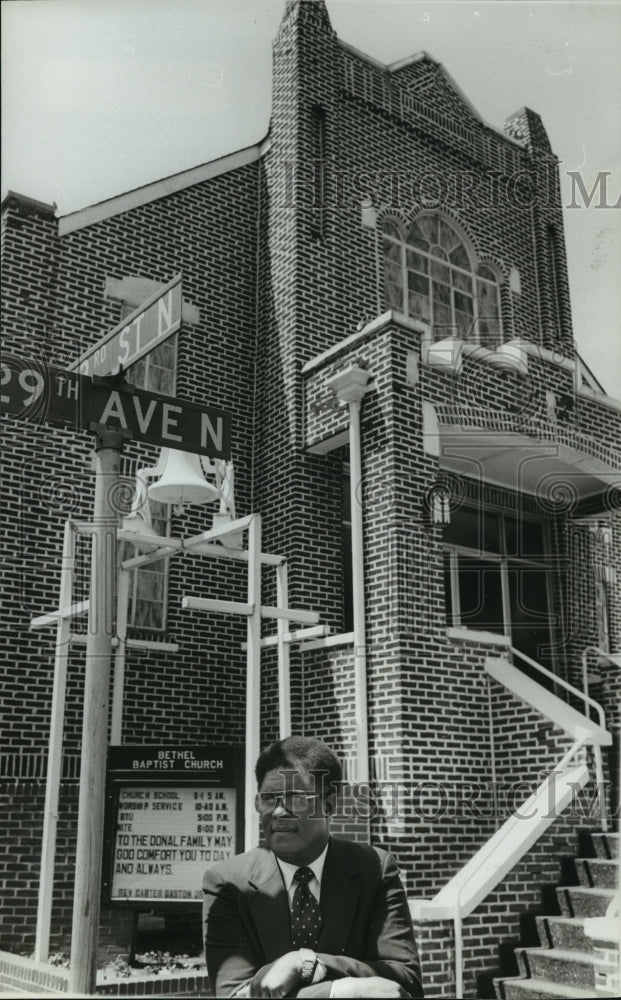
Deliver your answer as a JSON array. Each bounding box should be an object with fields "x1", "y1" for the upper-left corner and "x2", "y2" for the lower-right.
[{"x1": 257, "y1": 791, "x2": 319, "y2": 813}]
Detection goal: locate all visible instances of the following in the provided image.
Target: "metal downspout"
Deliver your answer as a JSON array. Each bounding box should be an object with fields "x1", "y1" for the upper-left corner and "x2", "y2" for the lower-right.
[{"x1": 327, "y1": 365, "x2": 372, "y2": 784}]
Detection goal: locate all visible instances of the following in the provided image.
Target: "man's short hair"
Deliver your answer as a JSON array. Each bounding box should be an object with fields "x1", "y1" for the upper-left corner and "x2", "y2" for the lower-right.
[{"x1": 255, "y1": 736, "x2": 342, "y2": 797}]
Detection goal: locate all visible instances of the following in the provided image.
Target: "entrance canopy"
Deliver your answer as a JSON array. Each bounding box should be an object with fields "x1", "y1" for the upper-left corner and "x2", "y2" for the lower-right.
[{"x1": 423, "y1": 403, "x2": 620, "y2": 512}]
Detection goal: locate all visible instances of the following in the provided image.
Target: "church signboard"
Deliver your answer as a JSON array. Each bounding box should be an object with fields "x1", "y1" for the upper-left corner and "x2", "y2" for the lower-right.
[{"x1": 103, "y1": 745, "x2": 244, "y2": 907}]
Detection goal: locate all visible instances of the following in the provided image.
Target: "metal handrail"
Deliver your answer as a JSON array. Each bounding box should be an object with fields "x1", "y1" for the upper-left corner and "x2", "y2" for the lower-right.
[
  {"x1": 451, "y1": 737, "x2": 588, "y2": 998},
  {"x1": 581, "y1": 645, "x2": 620, "y2": 726},
  {"x1": 510, "y1": 645, "x2": 609, "y2": 833},
  {"x1": 434, "y1": 648, "x2": 613, "y2": 996},
  {"x1": 510, "y1": 646, "x2": 606, "y2": 731}
]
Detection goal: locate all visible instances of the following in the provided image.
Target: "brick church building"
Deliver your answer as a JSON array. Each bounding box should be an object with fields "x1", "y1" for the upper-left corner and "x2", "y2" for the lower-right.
[{"x1": 1, "y1": 0, "x2": 619, "y2": 996}]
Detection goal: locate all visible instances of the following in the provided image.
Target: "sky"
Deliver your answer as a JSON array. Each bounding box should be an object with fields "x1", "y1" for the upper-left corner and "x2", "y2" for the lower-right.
[{"x1": 2, "y1": 0, "x2": 620, "y2": 395}]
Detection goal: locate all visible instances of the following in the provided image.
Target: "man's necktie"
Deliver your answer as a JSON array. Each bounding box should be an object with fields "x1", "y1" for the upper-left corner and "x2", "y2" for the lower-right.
[{"x1": 291, "y1": 866, "x2": 322, "y2": 948}]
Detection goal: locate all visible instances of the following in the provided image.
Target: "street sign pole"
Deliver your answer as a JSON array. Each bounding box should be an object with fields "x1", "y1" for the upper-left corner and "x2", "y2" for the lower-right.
[
  {"x1": 68, "y1": 427, "x2": 127, "y2": 996},
  {"x1": 2, "y1": 350, "x2": 232, "y2": 989}
]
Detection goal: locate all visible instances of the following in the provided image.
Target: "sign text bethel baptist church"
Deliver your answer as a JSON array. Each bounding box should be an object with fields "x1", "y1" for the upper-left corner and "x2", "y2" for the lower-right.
[{"x1": 130, "y1": 749, "x2": 226, "y2": 770}]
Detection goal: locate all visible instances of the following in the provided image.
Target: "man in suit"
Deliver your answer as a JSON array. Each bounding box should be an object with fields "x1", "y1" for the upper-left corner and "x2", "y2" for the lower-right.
[{"x1": 203, "y1": 736, "x2": 423, "y2": 998}]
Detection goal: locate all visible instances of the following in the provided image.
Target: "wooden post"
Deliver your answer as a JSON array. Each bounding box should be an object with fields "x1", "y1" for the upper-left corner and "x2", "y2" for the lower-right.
[
  {"x1": 276, "y1": 562, "x2": 291, "y2": 738},
  {"x1": 35, "y1": 520, "x2": 75, "y2": 961},
  {"x1": 244, "y1": 514, "x2": 262, "y2": 850},
  {"x1": 69, "y1": 429, "x2": 125, "y2": 995}
]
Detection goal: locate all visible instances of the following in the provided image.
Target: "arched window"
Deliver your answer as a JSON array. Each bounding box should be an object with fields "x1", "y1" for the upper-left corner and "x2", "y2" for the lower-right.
[{"x1": 382, "y1": 214, "x2": 502, "y2": 347}]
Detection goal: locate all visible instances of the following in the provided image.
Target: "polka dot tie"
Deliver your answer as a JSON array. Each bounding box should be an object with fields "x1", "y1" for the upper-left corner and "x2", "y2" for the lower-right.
[{"x1": 291, "y1": 866, "x2": 322, "y2": 949}]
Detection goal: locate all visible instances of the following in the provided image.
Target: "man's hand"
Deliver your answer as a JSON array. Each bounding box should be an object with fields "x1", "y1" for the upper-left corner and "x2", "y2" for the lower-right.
[
  {"x1": 249, "y1": 951, "x2": 303, "y2": 998},
  {"x1": 331, "y1": 976, "x2": 412, "y2": 998}
]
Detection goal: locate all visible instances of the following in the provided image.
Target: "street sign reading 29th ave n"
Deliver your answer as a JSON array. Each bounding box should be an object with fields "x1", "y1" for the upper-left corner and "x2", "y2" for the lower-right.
[{"x1": 0, "y1": 353, "x2": 231, "y2": 460}]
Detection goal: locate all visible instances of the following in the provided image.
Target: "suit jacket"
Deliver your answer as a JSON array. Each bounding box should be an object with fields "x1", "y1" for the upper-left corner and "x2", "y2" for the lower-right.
[{"x1": 202, "y1": 837, "x2": 423, "y2": 998}]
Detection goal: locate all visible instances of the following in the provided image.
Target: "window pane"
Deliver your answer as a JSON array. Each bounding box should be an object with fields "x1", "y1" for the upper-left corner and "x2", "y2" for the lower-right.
[
  {"x1": 477, "y1": 279, "x2": 499, "y2": 317},
  {"x1": 477, "y1": 278, "x2": 500, "y2": 349},
  {"x1": 382, "y1": 220, "x2": 402, "y2": 240},
  {"x1": 385, "y1": 267, "x2": 403, "y2": 310},
  {"x1": 432, "y1": 305, "x2": 452, "y2": 338},
  {"x1": 477, "y1": 319, "x2": 500, "y2": 349},
  {"x1": 150, "y1": 500, "x2": 169, "y2": 535},
  {"x1": 137, "y1": 570, "x2": 164, "y2": 602},
  {"x1": 127, "y1": 332, "x2": 177, "y2": 394},
  {"x1": 443, "y1": 506, "x2": 500, "y2": 553},
  {"x1": 383, "y1": 237, "x2": 401, "y2": 263},
  {"x1": 409, "y1": 290, "x2": 431, "y2": 322},
  {"x1": 429, "y1": 244, "x2": 448, "y2": 261},
  {"x1": 595, "y1": 581, "x2": 610, "y2": 653},
  {"x1": 134, "y1": 599, "x2": 164, "y2": 630},
  {"x1": 129, "y1": 357, "x2": 147, "y2": 389},
  {"x1": 450, "y1": 245, "x2": 470, "y2": 268},
  {"x1": 416, "y1": 216, "x2": 437, "y2": 243},
  {"x1": 433, "y1": 280, "x2": 451, "y2": 305},
  {"x1": 455, "y1": 310, "x2": 474, "y2": 340},
  {"x1": 154, "y1": 339, "x2": 176, "y2": 369},
  {"x1": 407, "y1": 227, "x2": 429, "y2": 250},
  {"x1": 342, "y1": 468, "x2": 353, "y2": 632},
  {"x1": 454, "y1": 291, "x2": 473, "y2": 315},
  {"x1": 457, "y1": 556, "x2": 504, "y2": 633},
  {"x1": 406, "y1": 249, "x2": 428, "y2": 274},
  {"x1": 385, "y1": 259, "x2": 402, "y2": 283},
  {"x1": 408, "y1": 271, "x2": 428, "y2": 296},
  {"x1": 443, "y1": 551, "x2": 454, "y2": 625},
  {"x1": 150, "y1": 365, "x2": 174, "y2": 395},
  {"x1": 504, "y1": 516, "x2": 545, "y2": 558},
  {"x1": 430, "y1": 260, "x2": 450, "y2": 284},
  {"x1": 452, "y1": 268, "x2": 472, "y2": 292},
  {"x1": 438, "y1": 219, "x2": 459, "y2": 251},
  {"x1": 508, "y1": 565, "x2": 553, "y2": 669}
]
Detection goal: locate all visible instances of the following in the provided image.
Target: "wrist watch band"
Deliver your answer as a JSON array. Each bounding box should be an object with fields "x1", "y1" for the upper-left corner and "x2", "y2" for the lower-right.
[{"x1": 298, "y1": 947, "x2": 318, "y2": 983}]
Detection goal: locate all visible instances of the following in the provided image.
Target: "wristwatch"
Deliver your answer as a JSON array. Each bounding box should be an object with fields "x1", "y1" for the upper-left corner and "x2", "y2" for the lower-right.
[{"x1": 298, "y1": 948, "x2": 318, "y2": 984}]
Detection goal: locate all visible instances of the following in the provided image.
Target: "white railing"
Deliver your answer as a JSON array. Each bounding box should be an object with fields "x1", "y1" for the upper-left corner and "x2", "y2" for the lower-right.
[
  {"x1": 511, "y1": 646, "x2": 606, "y2": 730},
  {"x1": 411, "y1": 648, "x2": 613, "y2": 998},
  {"x1": 450, "y1": 738, "x2": 589, "y2": 997},
  {"x1": 509, "y1": 646, "x2": 610, "y2": 832},
  {"x1": 581, "y1": 645, "x2": 621, "y2": 725}
]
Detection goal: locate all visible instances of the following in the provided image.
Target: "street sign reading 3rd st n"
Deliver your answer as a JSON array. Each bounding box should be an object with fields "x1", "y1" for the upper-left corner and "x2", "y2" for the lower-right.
[
  {"x1": 69, "y1": 273, "x2": 182, "y2": 378},
  {"x1": 0, "y1": 353, "x2": 231, "y2": 460}
]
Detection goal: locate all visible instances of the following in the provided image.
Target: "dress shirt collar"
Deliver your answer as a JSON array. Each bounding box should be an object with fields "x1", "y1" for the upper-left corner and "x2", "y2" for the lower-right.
[{"x1": 275, "y1": 840, "x2": 329, "y2": 894}]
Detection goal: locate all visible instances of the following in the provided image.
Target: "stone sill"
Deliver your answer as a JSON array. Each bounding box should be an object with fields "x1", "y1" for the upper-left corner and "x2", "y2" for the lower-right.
[
  {"x1": 577, "y1": 385, "x2": 621, "y2": 414},
  {"x1": 446, "y1": 627, "x2": 511, "y2": 648},
  {"x1": 302, "y1": 310, "x2": 427, "y2": 375}
]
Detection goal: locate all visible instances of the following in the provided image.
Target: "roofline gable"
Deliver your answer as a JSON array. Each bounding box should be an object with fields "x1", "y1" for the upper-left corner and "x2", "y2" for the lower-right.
[
  {"x1": 58, "y1": 137, "x2": 270, "y2": 236},
  {"x1": 337, "y1": 39, "x2": 525, "y2": 150}
]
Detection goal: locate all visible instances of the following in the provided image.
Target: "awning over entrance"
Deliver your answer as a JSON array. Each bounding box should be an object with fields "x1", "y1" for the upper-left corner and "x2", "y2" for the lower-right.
[{"x1": 423, "y1": 402, "x2": 620, "y2": 514}]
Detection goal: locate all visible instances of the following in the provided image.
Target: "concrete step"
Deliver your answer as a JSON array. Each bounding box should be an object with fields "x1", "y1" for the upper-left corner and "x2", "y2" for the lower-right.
[
  {"x1": 495, "y1": 975, "x2": 595, "y2": 999},
  {"x1": 535, "y1": 915, "x2": 588, "y2": 952},
  {"x1": 516, "y1": 947, "x2": 595, "y2": 990},
  {"x1": 591, "y1": 831, "x2": 619, "y2": 859},
  {"x1": 575, "y1": 856, "x2": 619, "y2": 888},
  {"x1": 557, "y1": 885, "x2": 615, "y2": 917}
]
